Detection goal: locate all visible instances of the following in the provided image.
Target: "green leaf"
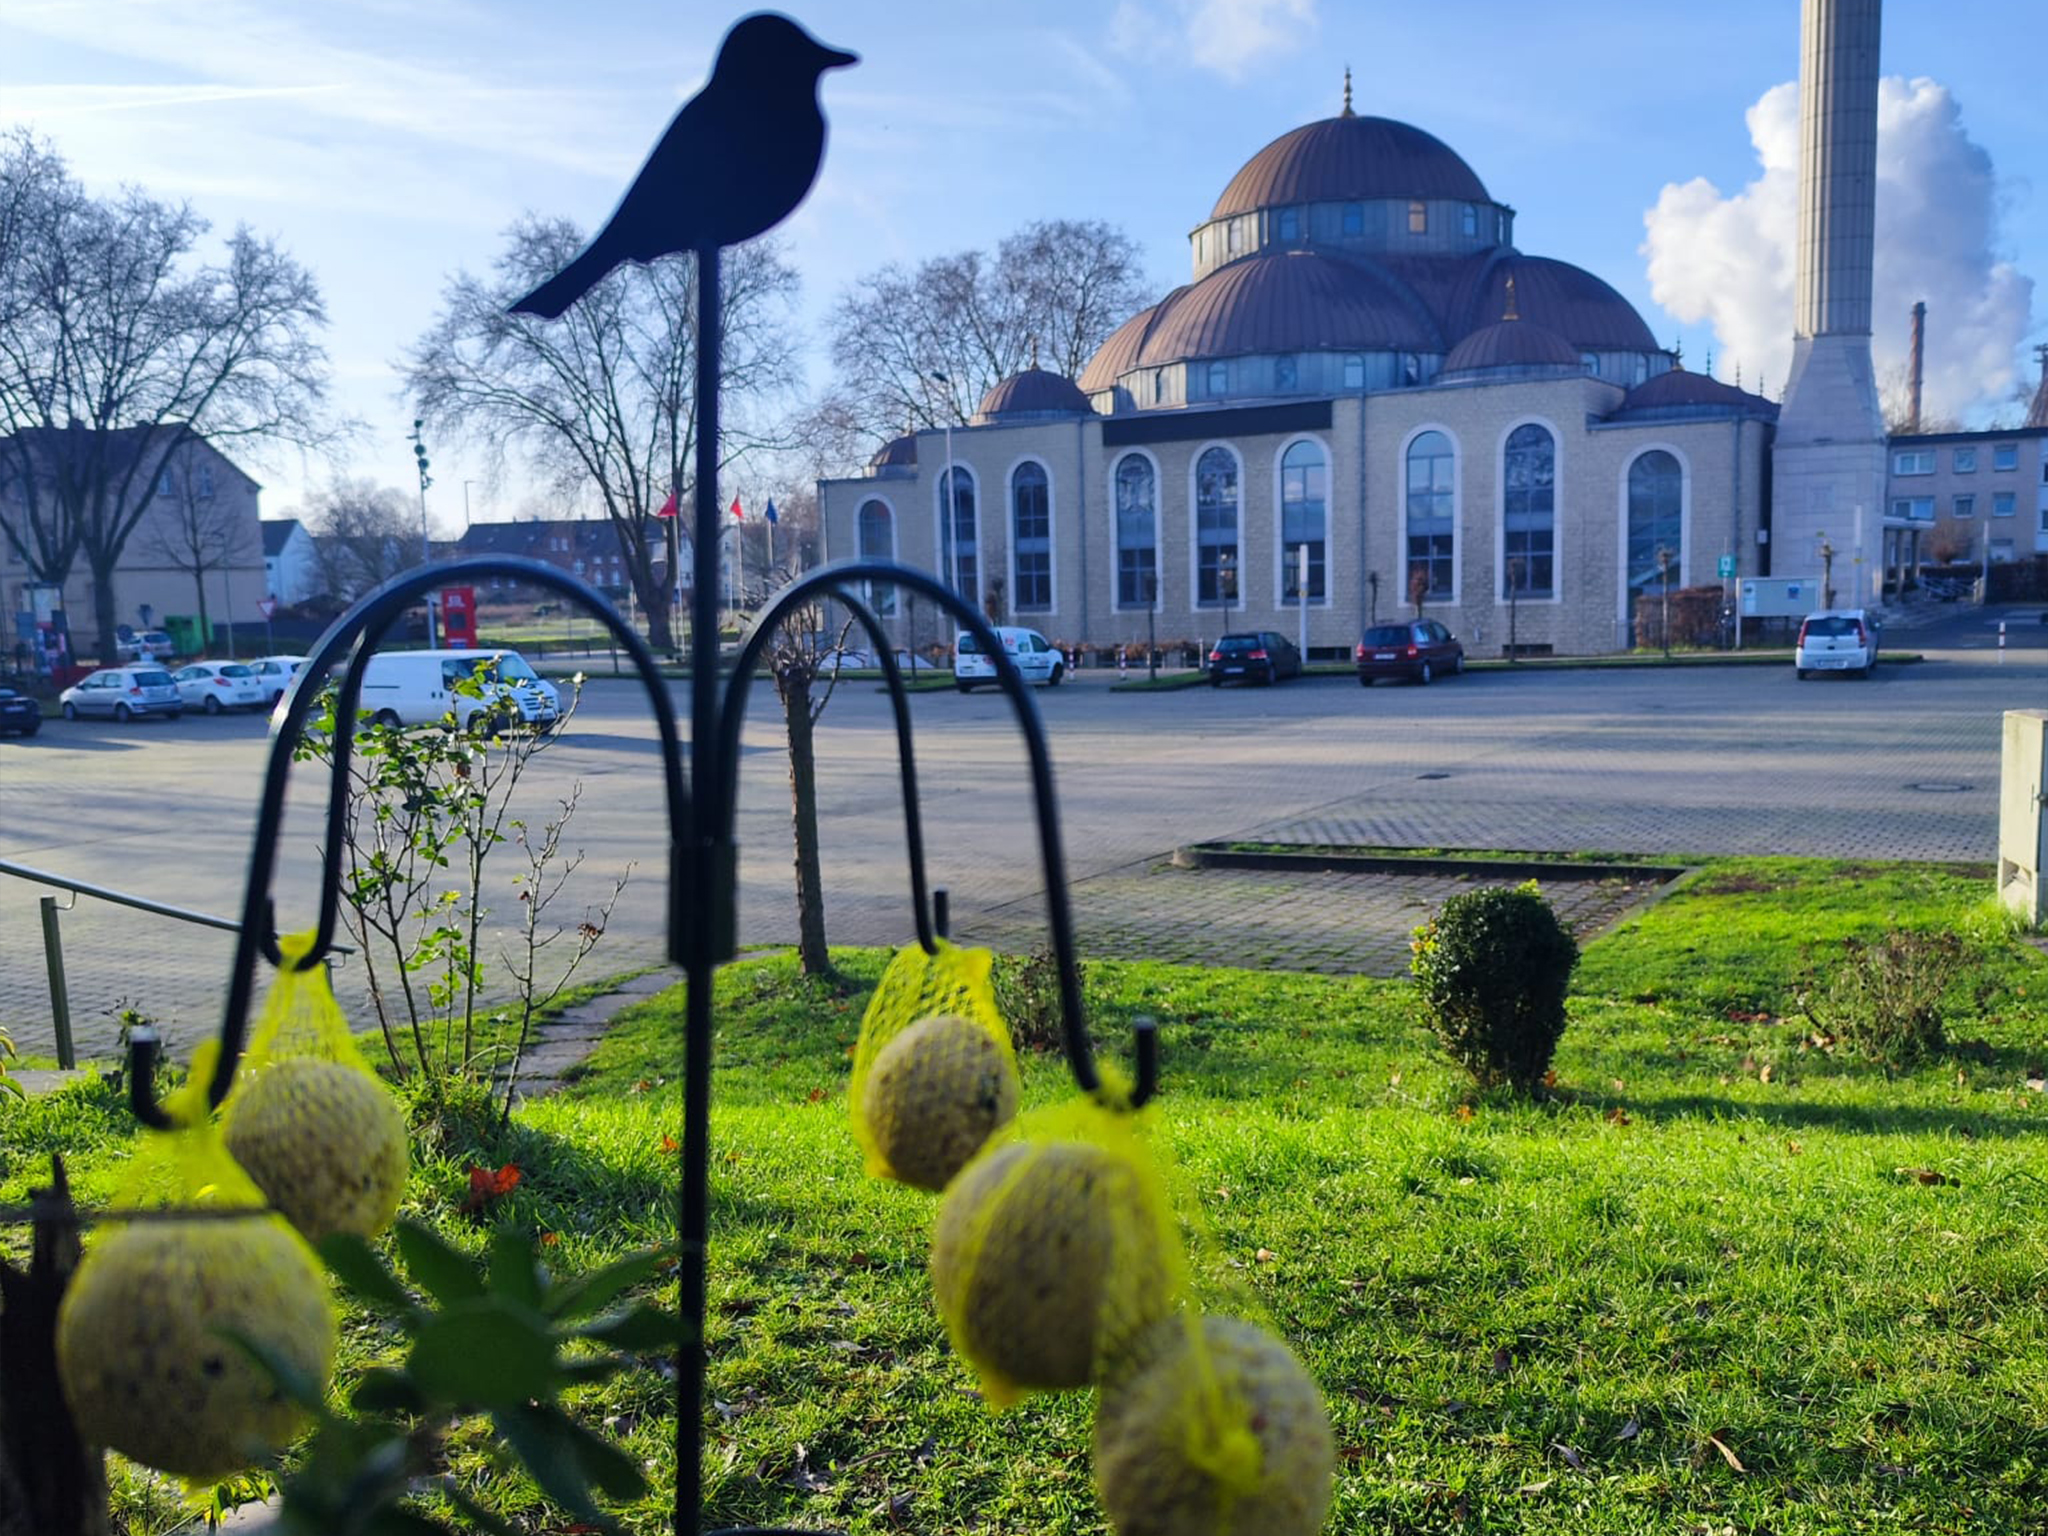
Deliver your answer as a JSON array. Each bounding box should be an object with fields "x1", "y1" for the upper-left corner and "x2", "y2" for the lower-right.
[
  {"x1": 488, "y1": 1227, "x2": 546, "y2": 1310},
  {"x1": 393, "y1": 1220, "x2": 487, "y2": 1306},
  {"x1": 542, "y1": 1248, "x2": 670, "y2": 1321},
  {"x1": 556, "y1": 1413, "x2": 648, "y2": 1502},
  {"x1": 406, "y1": 1298, "x2": 559, "y2": 1410},
  {"x1": 349, "y1": 1367, "x2": 426, "y2": 1415},
  {"x1": 574, "y1": 1303, "x2": 685, "y2": 1351},
  {"x1": 491, "y1": 1404, "x2": 612, "y2": 1530},
  {"x1": 438, "y1": 1487, "x2": 521, "y2": 1536},
  {"x1": 318, "y1": 1233, "x2": 420, "y2": 1319}
]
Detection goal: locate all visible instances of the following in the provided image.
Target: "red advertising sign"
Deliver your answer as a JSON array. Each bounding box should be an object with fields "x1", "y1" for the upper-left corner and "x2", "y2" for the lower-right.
[{"x1": 440, "y1": 585, "x2": 477, "y2": 648}]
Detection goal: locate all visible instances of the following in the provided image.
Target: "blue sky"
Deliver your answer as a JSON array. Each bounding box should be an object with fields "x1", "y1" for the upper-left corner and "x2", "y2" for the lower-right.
[{"x1": 3, "y1": 0, "x2": 2042, "y2": 527}]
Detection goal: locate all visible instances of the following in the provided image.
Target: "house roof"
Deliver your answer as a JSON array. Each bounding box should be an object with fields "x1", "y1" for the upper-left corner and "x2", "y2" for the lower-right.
[{"x1": 260, "y1": 517, "x2": 305, "y2": 556}]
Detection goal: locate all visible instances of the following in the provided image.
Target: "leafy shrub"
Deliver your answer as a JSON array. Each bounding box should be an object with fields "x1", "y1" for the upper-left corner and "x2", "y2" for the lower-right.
[
  {"x1": 1410, "y1": 882, "x2": 1580, "y2": 1093},
  {"x1": 1798, "y1": 928, "x2": 1976, "y2": 1063},
  {"x1": 992, "y1": 945, "x2": 1081, "y2": 1055}
]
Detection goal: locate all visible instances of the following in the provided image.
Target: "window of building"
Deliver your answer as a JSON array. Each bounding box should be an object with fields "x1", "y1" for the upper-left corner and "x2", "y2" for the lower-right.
[
  {"x1": 1279, "y1": 440, "x2": 1327, "y2": 604},
  {"x1": 197, "y1": 466, "x2": 214, "y2": 500},
  {"x1": 1994, "y1": 491, "x2": 2016, "y2": 517},
  {"x1": 939, "y1": 468, "x2": 978, "y2": 605},
  {"x1": 1581, "y1": 353, "x2": 1600, "y2": 377},
  {"x1": 1341, "y1": 202, "x2": 1363, "y2": 236},
  {"x1": 1954, "y1": 494, "x2": 1976, "y2": 518},
  {"x1": 1892, "y1": 449, "x2": 1935, "y2": 475},
  {"x1": 1115, "y1": 455, "x2": 1156, "y2": 607},
  {"x1": 1226, "y1": 220, "x2": 1243, "y2": 257},
  {"x1": 1151, "y1": 369, "x2": 1166, "y2": 405},
  {"x1": 1401, "y1": 353, "x2": 1421, "y2": 387},
  {"x1": 157, "y1": 470, "x2": 176, "y2": 497},
  {"x1": 1890, "y1": 496, "x2": 1935, "y2": 521},
  {"x1": 1502, "y1": 423, "x2": 1556, "y2": 597},
  {"x1": 1274, "y1": 355, "x2": 1297, "y2": 391},
  {"x1": 1207, "y1": 360, "x2": 1228, "y2": 396},
  {"x1": 1408, "y1": 200, "x2": 1427, "y2": 234},
  {"x1": 1954, "y1": 446, "x2": 1977, "y2": 473},
  {"x1": 1195, "y1": 447, "x2": 1240, "y2": 606},
  {"x1": 1626, "y1": 450, "x2": 1683, "y2": 607},
  {"x1": 1405, "y1": 431, "x2": 1455, "y2": 598},
  {"x1": 1012, "y1": 463, "x2": 1051, "y2": 612},
  {"x1": 1995, "y1": 443, "x2": 2019, "y2": 471},
  {"x1": 1992, "y1": 538, "x2": 2016, "y2": 563},
  {"x1": 1462, "y1": 204, "x2": 1478, "y2": 237},
  {"x1": 1277, "y1": 207, "x2": 1299, "y2": 241},
  {"x1": 1342, "y1": 354, "x2": 1365, "y2": 390},
  {"x1": 856, "y1": 499, "x2": 895, "y2": 615}
]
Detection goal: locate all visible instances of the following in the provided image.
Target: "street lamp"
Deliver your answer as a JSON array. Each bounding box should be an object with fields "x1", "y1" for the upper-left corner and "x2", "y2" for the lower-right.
[
  {"x1": 408, "y1": 419, "x2": 439, "y2": 647},
  {"x1": 462, "y1": 479, "x2": 477, "y2": 531},
  {"x1": 926, "y1": 370, "x2": 961, "y2": 602}
]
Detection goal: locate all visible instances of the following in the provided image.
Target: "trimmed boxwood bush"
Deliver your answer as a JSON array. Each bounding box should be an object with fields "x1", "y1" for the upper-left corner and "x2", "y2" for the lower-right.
[{"x1": 1411, "y1": 881, "x2": 1579, "y2": 1093}]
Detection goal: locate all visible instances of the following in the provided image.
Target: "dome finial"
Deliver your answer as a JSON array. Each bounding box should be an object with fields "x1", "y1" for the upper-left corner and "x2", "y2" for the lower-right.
[
  {"x1": 1501, "y1": 274, "x2": 1519, "y2": 322},
  {"x1": 1029, "y1": 334, "x2": 1040, "y2": 370},
  {"x1": 1341, "y1": 66, "x2": 1354, "y2": 117}
]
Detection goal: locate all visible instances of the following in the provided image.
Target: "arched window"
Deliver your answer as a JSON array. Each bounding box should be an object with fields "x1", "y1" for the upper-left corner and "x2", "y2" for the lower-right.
[
  {"x1": 1627, "y1": 450, "x2": 1683, "y2": 637},
  {"x1": 1502, "y1": 424, "x2": 1555, "y2": 597},
  {"x1": 1207, "y1": 360, "x2": 1229, "y2": 396},
  {"x1": 1405, "y1": 431, "x2": 1455, "y2": 598},
  {"x1": 1012, "y1": 462, "x2": 1051, "y2": 612},
  {"x1": 1280, "y1": 440, "x2": 1326, "y2": 604},
  {"x1": 938, "y1": 467, "x2": 977, "y2": 606},
  {"x1": 858, "y1": 499, "x2": 896, "y2": 616},
  {"x1": 1115, "y1": 454, "x2": 1156, "y2": 607},
  {"x1": 1195, "y1": 447, "x2": 1239, "y2": 606}
]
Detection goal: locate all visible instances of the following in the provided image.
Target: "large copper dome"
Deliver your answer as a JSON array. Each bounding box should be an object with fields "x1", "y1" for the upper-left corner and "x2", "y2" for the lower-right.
[{"x1": 1210, "y1": 115, "x2": 1490, "y2": 218}]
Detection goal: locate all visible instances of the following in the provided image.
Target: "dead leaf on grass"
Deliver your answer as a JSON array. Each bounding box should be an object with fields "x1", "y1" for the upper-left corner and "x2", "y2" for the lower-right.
[
  {"x1": 1552, "y1": 1442, "x2": 1587, "y2": 1473},
  {"x1": 1605, "y1": 1106, "x2": 1631, "y2": 1126},
  {"x1": 1615, "y1": 1417, "x2": 1641, "y2": 1442},
  {"x1": 1895, "y1": 1167, "x2": 1958, "y2": 1187},
  {"x1": 1706, "y1": 1432, "x2": 1746, "y2": 1472}
]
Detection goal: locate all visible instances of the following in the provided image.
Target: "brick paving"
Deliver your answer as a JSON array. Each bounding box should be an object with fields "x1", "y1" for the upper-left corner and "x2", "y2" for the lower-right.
[{"x1": 2, "y1": 615, "x2": 2038, "y2": 1060}]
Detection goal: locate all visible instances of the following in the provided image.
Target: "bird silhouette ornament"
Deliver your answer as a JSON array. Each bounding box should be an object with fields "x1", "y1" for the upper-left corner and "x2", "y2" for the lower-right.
[{"x1": 510, "y1": 12, "x2": 856, "y2": 319}]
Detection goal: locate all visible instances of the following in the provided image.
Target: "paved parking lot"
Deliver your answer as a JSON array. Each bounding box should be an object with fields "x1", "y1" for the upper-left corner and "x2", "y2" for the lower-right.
[{"x1": 3, "y1": 606, "x2": 2041, "y2": 1059}]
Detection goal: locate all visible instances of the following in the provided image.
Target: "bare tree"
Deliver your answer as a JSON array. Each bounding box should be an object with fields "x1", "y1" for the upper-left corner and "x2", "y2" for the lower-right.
[
  {"x1": 403, "y1": 216, "x2": 801, "y2": 651},
  {"x1": 0, "y1": 130, "x2": 336, "y2": 662},
  {"x1": 305, "y1": 478, "x2": 417, "y2": 601},
  {"x1": 820, "y1": 218, "x2": 1151, "y2": 464},
  {"x1": 139, "y1": 445, "x2": 251, "y2": 648},
  {"x1": 760, "y1": 597, "x2": 857, "y2": 977}
]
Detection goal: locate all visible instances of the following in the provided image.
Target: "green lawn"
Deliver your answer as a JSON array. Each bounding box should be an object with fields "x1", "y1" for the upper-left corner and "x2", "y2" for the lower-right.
[{"x1": 7, "y1": 855, "x2": 2048, "y2": 1533}]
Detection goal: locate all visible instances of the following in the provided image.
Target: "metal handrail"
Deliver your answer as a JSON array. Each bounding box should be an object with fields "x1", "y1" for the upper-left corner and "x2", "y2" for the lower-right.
[{"x1": 0, "y1": 857, "x2": 354, "y2": 953}]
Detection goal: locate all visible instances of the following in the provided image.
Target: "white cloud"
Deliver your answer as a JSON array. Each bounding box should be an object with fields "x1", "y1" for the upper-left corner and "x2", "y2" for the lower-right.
[
  {"x1": 1643, "y1": 76, "x2": 2035, "y2": 423},
  {"x1": 1109, "y1": 0, "x2": 1317, "y2": 82}
]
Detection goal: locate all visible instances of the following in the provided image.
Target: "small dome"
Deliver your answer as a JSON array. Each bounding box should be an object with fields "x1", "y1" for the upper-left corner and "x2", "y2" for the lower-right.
[
  {"x1": 1449, "y1": 253, "x2": 1659, "y2": 351},
  {"x1": 973, "y1": 367, "x2": 1093, "y2": 423},
  {"x1": 1211, "y1": 115, "x2": 1490, "y2": 220},
  {"x1": 1616, "y1": 370, "x2": 1778, "y2": 416},
  {"x1": 1441, "y1": 319, "x2": 1581, "y2": 376},
  {"x1": 1079, "y1": 251, "x2": 1441, "y2": 389},
  {"x1": 867, "y1": 433, "x2": 917, "y2": 471}
]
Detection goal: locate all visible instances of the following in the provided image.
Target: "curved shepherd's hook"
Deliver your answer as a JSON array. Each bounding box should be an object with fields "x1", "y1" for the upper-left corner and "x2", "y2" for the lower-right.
[
  {"x1": 128, "y1": 556, "x2": 691, "y2": 1130},
  {"x1": 723, "y1": 558, "x2": 1157, "y2": 1109}
]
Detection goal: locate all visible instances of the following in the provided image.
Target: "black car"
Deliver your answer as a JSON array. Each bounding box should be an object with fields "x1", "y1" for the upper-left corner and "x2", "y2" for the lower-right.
[
  {"x1": 1357, "y1": 619, "x2": 1464, "y2": 685},
  {"x1": 1207, "y1": 631, "x2": 1303, "y2": 686},
  {"x1": 0, "y1": 686, "x2": 43, "y2": 737}
]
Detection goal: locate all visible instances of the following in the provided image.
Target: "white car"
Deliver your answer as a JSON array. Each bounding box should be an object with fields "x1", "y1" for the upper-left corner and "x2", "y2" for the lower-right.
[
  {"x1": 247, "y1": 654, "x2": 308, "y2": 705},
  {"x1": 59, "y1": 666, "x2": 182, "y2": 721},
  {"x1": 1794, "y1": 609, "x2": 1879, "y2": 679},
  {"x1": 954, "y1": 626, "x2": 1066, "y2": 692},
  {"x1": 171, "y1": 660, "x2": 269, "y2": 713},
  {"x1": 115, "y1": 629, "x2": 178, "y2": 662}
]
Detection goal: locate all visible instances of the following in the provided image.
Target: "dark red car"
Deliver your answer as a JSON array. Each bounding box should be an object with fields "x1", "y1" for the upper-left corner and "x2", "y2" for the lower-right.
[{"x1": 1356, "y1": 619, "x2": 1464, "y2": 686}]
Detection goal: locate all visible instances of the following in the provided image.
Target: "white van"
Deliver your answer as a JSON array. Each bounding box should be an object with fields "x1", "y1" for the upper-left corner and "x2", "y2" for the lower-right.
[
  {"x1": 357, "y1": 648, "x2": 561, "y2": 732},
  {"x1": 954, "y1": 626, "x2": 1065, "y2": 692}
]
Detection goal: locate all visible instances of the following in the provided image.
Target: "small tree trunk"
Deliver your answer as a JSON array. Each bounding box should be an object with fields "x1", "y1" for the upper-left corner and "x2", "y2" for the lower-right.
[
  {"x1": 0, "y1": 1158, "x2": 110, "y2": 1536},
  {"x1": 193, "y1": 567, "x2": 212, "y2": 651},
  {"x1": 88, "y1": 552, "x2": 121, "y2": 666},
  {"x1": 778, "y1": 661, "x2": 830, "y2": 976}
]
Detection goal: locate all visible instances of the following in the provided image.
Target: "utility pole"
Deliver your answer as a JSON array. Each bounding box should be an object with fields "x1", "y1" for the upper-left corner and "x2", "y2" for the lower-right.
[{"x1": 409, "y1": 419, "x2": 439, "y2": 647}]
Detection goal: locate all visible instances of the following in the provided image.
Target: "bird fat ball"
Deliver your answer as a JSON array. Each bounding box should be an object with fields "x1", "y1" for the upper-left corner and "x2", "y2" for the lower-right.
[{"x1": 861, "y1": 1014, "x2": 1018, "y2": 1191}]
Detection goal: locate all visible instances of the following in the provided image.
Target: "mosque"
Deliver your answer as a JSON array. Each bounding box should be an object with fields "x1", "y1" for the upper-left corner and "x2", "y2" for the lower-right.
[{"x1": 817, "y1": 1, "x2": 1960, "y2": 660}]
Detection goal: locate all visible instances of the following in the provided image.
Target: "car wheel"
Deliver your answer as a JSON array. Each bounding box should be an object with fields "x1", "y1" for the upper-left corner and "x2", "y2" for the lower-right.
[
  {"x1": 113, "y1": 702, "x2": 133, "y2": 722},
  {"x1": 1048, "y1": 664, "x2": 1064, "y2": 687},
  {"x1": 1452, "y1": 654, "x2": 1464, "y2": 675},
  {"x1": 372, "y1": 709, "x2": 401, "y2": 729},
  {"x1": 1210, "y1": 675, "x2": 1222, "y2": 687},
  {"x1": 956, "y1": 682, "x2": 975, "y2": 693},
  {"x1": 203, "y1": 693, "x2": 222, "y2": 714},
  {"x1": 1417, "y1": 662, "x2": 1433, "y2": 686},
  {"x1": 62, "y1": 701, "x2": 78, "y2": 720},
  {"x1": 18, "y1": 724, "x2": 37, "y2": 737},
  {"x1": 1358, "y1": 675, "x2": 1372, "y2": 688},
  {"x1": 1795, "y1": 669, "x2": 1809, "y2": 680}
]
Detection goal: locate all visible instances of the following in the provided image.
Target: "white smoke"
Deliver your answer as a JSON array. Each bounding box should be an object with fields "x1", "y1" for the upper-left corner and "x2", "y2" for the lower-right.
[{"x1": 1642, "y1": 76, "x2": 2034, "y2": 423}]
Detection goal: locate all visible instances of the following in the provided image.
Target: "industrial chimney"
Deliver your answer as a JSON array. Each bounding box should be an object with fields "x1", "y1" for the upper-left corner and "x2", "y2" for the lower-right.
[{"x1": 1908, "y1": 301, "x2": 1925, "y2": 432}]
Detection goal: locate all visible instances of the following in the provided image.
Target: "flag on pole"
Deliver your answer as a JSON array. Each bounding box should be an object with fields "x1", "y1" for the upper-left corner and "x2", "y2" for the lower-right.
[
  {"x1": 763, "y1": 497, "x2": 779, "y2": 524},
  {"x1": 729, "y1": 495, "x2": 745, "y2": 522},
  {"x1": 655, "y1": 490, "x2": 678, "y2": 519}
]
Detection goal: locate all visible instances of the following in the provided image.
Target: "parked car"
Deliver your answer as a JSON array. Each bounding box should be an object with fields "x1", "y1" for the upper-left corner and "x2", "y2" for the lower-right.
[
  {"x1": 171, "y1": 660, "x2": 269, "y2": 713},
  {"x1": 247, "y1": 654, "x2": 309, "y2": 705},
  {"x1": 955, "y1": 626, "x2": 1066, "y2": 691},
  {"x1": 1794, "y1": 609, "x2": 1879, "y2": 678},
  {"x1": 1356, "y1": 619, "x2": 1464, "y2": 686},
  {"x1": 1207, "y1": 631, "x2": 1303, "y2": 687},
  {"x1": 357, "y1": 648, "x2": 561, "y2": 732},
  {"x1": 59, "y1": 666, "x2": 182, "y2": 721},
  {"x1": 115, "y1": 629, "x2": 178, "y2": 662},
  {"x1": 0, "y1": 686, "x2": 41, "y2": 737}
]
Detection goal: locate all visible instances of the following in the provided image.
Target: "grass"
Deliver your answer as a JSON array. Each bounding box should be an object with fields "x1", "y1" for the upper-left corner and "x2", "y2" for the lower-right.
[{"x1": 6, "y1": 855, "x2": 2048, "y2": 1532}]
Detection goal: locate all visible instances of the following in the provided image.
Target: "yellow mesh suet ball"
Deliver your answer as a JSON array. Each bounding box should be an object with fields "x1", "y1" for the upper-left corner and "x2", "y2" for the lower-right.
[
  {"x1": 859, "y1": 1014, "x2": 1019, "y2": 1190},
  {"x1": 1094, "y1": 1314, "x2": 1334, "y2": 1536},
  {"x1": 225, "y1": 1056, "x2": 409, "y2": 1242}
]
